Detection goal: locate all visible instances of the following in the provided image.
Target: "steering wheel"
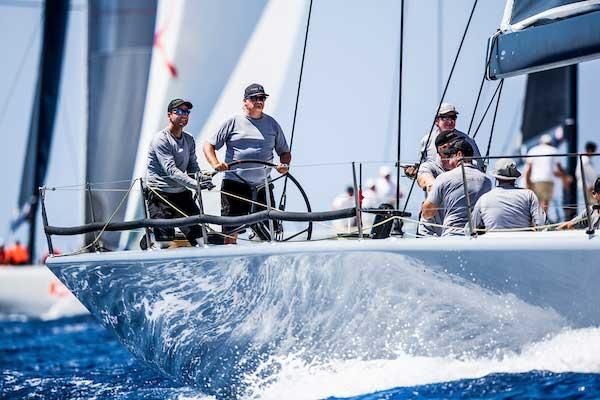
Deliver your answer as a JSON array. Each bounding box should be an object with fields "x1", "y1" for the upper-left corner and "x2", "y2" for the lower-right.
[{"x1": 222, "y1": 160, "x2": 313, "y2": 241}]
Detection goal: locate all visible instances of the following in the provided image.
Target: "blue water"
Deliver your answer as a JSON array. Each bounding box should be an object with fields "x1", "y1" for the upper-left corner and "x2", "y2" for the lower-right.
[{"x1": 2, "y1": 315, "x2": 600, "y2": 399}]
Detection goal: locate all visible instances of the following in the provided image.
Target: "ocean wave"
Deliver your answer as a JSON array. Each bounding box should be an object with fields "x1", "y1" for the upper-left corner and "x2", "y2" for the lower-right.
[{"x1": 55, "y1": 251, "x2": 573, "y2": 398}]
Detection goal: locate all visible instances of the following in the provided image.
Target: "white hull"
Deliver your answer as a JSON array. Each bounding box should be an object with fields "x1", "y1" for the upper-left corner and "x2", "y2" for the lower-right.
[
  {"x1": 45, "y1": 230, "x2": 600, "y2": 392},
  {"x1": 0, "y1": 265, "x2": 88, "y2": 320}
]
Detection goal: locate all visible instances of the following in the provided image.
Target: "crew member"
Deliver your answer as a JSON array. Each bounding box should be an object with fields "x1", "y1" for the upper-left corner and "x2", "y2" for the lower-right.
[
  {"x1": 145, "y1": 98, "x2": 212, "y2": 248},
  {"x1": 5, "y1": 240, "x2": 29, "y2": 265},
  {"x1": 421, "y1": 140, "x2": 491, "y2": 236},
  {"x1": 524, "y1": 134, "x2": 571, "y2": 215},
  {"x1": 203, "y1": 83, "x2": 291, "y2": 244},
  {"x1": 471, "y1": 158, "x2": 545, "y2": 232},
  {"x1": 558, "y1": 177, "x2": 600, "y2": 230}
]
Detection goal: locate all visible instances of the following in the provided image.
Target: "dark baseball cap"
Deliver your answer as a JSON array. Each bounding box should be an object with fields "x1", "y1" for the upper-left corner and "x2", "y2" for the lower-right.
[
  {"x1": 244, "y1": 83, "x2": 269, "y2": 99},
  {"x1": 167, "y1": 98, "x2": 193, "y2": 112},
  {"x1": 435, "y1": 130, "x2": 460, "y2": 147},
  {"x1": 441, "y1": 138, "x2": 473, "y2": 157}
]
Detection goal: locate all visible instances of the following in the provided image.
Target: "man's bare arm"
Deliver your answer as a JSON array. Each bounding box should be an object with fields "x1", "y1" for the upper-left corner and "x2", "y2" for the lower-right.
[
  {"x1": 421, "y1": 200, "x2": 439, "y2": 219},
  {"x1": 203, "y1": 142, "x2": 228, "y2": 171}
]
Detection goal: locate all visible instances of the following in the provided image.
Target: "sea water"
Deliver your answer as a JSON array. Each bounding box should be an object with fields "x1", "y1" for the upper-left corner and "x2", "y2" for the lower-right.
[
  {"x1": 2, "y1": 315, "x2": 600, "y2": 399},
  {"x1": 4, "y1": 251, "x2": 600, "y2": 399}
]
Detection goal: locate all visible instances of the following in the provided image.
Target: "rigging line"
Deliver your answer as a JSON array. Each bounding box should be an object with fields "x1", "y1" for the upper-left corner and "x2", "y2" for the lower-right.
[
  {"x1": 484, "y1": 79, "x2": 504, "y2": 161},
  {"x1": 395, "y1": 0, "x2": 405, "y2": 211},
  {"x1": 467, "y1": 33, "x2": 498, "y2": 136},
  {"x1": 0, "y1": 12, "x2": 42, "y2": 132},
  {"x1": 279, "y1": 0, "x2": 313, "y2": 211},
  {"x1": 471, "y1": 79, "x2": 503, "y2": 139},
  {"x1": 401, "y1": 0, "x2": 480, "y2": 213}
]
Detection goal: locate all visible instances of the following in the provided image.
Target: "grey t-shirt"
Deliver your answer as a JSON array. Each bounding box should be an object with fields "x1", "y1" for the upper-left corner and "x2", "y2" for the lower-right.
[
  {"x1": 471, "y1": 183, "x2": 545, "y2": 231},
  {"x1": 570, "y1": 207, "x2": 600, "y2": 230},
  {"x1": 418, "y1": 160, "x2": 445, "y2": 236},
  {"x1": 419, "y1": 127, "x2": 484, "y2": 171},
  {"x1": 147, "y1": 128, "x2": 199, "y2": 193},
  {"x1": 427, "y1": 164, "x2": 492, "y2": 236},
  {"x1": 208, "y1": 113, "x2": 290, "y2": 185}
]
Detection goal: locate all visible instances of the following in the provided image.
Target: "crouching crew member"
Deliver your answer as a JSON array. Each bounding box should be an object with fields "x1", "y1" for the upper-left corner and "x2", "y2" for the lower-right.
[
  {"x1": 471, "y1": 158, "x2": 545, "y2": 233},
  {"x1": 559, "y1": 177, "x2": 600, "y2": 231}
]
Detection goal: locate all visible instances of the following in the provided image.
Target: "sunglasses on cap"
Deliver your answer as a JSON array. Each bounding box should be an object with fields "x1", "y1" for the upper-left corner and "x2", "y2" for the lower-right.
[
  {"x1": 438, "y1": 115, "x2": 457, "y2": 121},
  {"x1": 247, "y1": 95, "x2": 267, "y2": 102},
  {"x1": 172, "y1": 108, "x2": 190, "y2": 116}
]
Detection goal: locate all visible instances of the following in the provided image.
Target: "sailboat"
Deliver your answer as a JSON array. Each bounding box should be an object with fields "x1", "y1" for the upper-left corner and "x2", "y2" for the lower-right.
[{"x1": 44, "y1": 0, "x2": 600, "y2": 396}]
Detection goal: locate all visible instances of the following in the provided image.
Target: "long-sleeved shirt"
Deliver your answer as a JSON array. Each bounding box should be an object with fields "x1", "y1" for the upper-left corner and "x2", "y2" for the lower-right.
[{"x1": 147, "y1": 128, "x2": 200, "y2": 193}]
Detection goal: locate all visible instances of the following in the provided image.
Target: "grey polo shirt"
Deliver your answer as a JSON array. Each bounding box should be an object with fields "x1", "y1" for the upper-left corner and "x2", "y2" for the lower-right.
[
  {"x1": 208, "y1": 113, "x2": 290, "y2": 185},
  {"x1": 471, "y1": 183, "x2": 545, "y2": 231},
  {"x1": 427, "y1": 164, "x2": 492, "y2": 236},
  {"x1": 147, "y1": 128, "x2": 199, "y2": 193}
]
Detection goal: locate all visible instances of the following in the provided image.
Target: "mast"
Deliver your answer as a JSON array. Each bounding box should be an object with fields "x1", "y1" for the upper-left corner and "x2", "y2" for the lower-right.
[
  {"x1": 19, "y1": 1, "x2": 69, "y2": 262},
  {"x1": 395, "y1": 0, "x2": 405, "y2": 210},
  {"x1": 563, "y1": 65, "x2": 578, "y2": 220}
]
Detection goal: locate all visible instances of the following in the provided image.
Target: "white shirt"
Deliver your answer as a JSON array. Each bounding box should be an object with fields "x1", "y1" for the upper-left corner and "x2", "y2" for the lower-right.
[
  {"x1": 576, "y1": 155, "x2": 598, "y2": 191},
  {"x1": 375, "y1": 177, "x2": 398, "y2": 206},
  {"x1": 526, "y1": 143, "x2": 560, "y2": 183}
]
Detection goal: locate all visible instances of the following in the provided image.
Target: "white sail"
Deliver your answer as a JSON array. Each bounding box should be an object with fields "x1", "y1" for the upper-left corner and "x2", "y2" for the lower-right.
[{"x1": 121, "y1": 0, "x2": 309, "y2": 248}]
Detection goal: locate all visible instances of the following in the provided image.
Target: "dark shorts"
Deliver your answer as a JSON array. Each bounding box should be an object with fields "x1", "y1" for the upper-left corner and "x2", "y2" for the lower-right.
[
  {"x1": 147, "y1": 190, "x2": 203, "y2": 244},
  {"x1": 220, "y1": 179, "x2": 275, "y2": 234}
]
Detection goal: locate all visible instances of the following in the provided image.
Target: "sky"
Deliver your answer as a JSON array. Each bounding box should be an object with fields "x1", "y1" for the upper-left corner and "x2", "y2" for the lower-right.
[{"x1": 1, "y1": 0, "x2": 599, "y2": 259}]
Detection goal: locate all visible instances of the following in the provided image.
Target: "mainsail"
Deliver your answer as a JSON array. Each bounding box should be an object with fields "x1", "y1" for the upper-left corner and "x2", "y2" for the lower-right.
[
  {"x1": 488, "y1": 0, "x2": 600, "y2": 79},
  {"x1": 85, "y1": 0, "x2": 157, "y2": 249},
  {"x1": 16, "y1": 1, "x2": 69, "y2": 260}
]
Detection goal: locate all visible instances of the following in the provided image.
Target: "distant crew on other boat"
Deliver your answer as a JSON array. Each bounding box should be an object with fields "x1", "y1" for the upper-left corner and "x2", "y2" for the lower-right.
[
  {"x1": 3, "y1": 240, "x2": 30, "y2": 265},
  {"x1": 375, "y1": 166, "x2": 402, "y2": 206},
  {"x1": 331, "y1": 186, "x2": 356, "y2": 231},
  {"x1": 421, "y1": 140, "x2": 492, "y2": 236},
  {"x1": 470, "y1": 158, "x2": 545, "y2": 233},
  {"x1": 558, "y1": 177, "x2": 600, "y2": 231},
  {"x1": 576, "y1": 141, "x2": 598, "y2": 202},
  {"x1": 144, "y1": 99, "x2": 214, "y2": 249},
  {"x1": 524, "y1": 134, "x2": 571, "y2": 216},
  {"x1": 203, "y1": 83, "x2": 292, "y2": 244}
]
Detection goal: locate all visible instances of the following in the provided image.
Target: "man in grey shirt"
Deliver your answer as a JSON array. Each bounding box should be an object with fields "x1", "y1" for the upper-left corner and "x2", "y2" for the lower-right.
[
  {"x1": 203, "y1": 83, "x2": 291, "y2": 243},
  {"x1": 145, "y1": 98, "x2": 213, "y2": 248},
  {"x1": 471, "y1": 158, "x2": 545, "y2": 233},
  {"x1": 421, "y1": 139, "x2": 492, "y2": 236},
  {"x1": 404, "y1": 104, "x2": 483, "y2": 236}
]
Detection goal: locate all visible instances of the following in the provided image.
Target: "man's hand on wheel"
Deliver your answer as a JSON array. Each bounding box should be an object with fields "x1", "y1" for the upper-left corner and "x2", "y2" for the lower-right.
[
  {"x1": 276, "y1": 163, "x2": 289, "y2": 174},
  {"x1": 213, "y1": 162, "x2": 229, "y2": 172}
]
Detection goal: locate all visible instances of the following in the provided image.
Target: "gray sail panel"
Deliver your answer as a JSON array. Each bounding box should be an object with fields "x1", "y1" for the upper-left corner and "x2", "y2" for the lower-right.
[
  {"x1": 521, "y1": 66, "x2": 575, "y2": 144},
  {"x1": 86, "y1": 0, "x2": 157, "y2": 249}
]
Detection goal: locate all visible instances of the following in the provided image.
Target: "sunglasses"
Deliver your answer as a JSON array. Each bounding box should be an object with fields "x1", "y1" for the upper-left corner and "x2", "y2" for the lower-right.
[
  {"x1": 172, "y1": 108, "x2": 190, "y2": 116},
  {"x1": 247, "y1": 95, "x2": 267, "y2": 102},
  {"x1": 438, "y1": 115, "x2": 457, "y2": 121}
]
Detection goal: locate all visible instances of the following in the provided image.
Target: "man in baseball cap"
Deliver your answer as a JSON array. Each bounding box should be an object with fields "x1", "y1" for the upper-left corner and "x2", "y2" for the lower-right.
[
  {"x1": 470, "y1": 158, "x2": 545, "y2": 232},
  {"x1": 203, "y1": 83, "x2": 291, "y2": 244},
  {"x1": 421, "y1": 139, "x2": 491, "y2": 236},
  {"x1": 143, "y1": 97, "x2": 212, "y2": 249}
]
